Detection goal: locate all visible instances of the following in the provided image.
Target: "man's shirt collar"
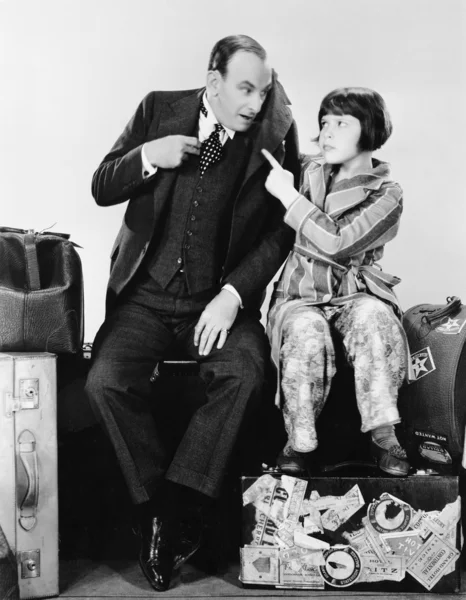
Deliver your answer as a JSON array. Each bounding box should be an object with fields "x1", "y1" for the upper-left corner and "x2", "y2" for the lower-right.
[{"x1": 200, "y1": 92, "x2": 235, "y2": 142}]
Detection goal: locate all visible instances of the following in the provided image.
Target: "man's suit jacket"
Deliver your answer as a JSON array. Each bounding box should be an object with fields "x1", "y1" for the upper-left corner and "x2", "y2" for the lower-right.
[{"x1": 92, "y1": 76, "x2": 300, "y2": 314}]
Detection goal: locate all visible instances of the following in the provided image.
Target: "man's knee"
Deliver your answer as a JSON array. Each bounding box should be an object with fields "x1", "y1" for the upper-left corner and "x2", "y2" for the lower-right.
[
  {"x1": 242, "y1": 347, "x2": 266, "y2": 393},
  {"x1": 216, "y1": 320, "x2": 268, "y2": 389},
  {"x1": 85, "y1": 359, "x2": 112, "y2": 409},
  {"x1": 85, "y1": 356, "x2": 135, "y2": 408},
  {"x1": 218, "y1": 345, "x2": 266, "y2": 393}
]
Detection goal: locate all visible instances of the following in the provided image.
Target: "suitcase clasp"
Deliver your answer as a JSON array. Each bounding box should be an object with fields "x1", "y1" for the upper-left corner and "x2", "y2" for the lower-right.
[
  {"x1": 18, "y1": 549, "x2": 41, "y2": 579},
  {"x1": 4, "y1": 379, "x2": 39, "y2": 417}
]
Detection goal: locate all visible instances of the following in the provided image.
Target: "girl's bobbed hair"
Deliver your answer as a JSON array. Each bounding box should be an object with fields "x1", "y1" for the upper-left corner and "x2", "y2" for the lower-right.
[{"x1": 318, "y1": 87, "x2": 393, "y2": 151}]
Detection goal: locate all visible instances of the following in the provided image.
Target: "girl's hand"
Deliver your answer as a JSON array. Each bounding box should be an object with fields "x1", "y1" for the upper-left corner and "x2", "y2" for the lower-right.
[{"x1": 262, "y1": 149, "x2": 299, "y2": 209}]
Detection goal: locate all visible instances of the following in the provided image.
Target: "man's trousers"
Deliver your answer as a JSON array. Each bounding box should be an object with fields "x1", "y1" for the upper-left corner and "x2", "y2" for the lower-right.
[
  {"x1": 279, "y1": 295, "x2": 408, "y2": 454},
  {"x1": 85, "y1": 272, "x2": 267, "y2": 504}
]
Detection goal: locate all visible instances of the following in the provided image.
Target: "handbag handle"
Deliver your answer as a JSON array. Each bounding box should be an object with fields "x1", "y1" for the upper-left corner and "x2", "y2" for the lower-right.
[
  {"x1": 1, "y1": 226, "x2": 82, "y2": 291},
  {"x1": 421, "y1": 295, "x2": 462, "y2": 326},
  {"x1": 0, "y1": 226, "x2": 69, "y2": 240},
  {"x1": 24, "y1": 231, "x2": 41, "y2": 291},
  {"x1": 0, "y1": 226, "x2": 81, "y2": 248}
]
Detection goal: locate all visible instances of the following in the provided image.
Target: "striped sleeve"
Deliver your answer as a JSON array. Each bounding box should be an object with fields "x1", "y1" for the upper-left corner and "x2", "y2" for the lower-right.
[{"x1": 284, "y1": 183, "x2": 403, "y2": 260}]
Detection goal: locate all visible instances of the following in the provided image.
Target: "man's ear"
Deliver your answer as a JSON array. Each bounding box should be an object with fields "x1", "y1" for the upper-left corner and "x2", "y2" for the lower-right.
[{"x1": 206, "y1": 70, "x2": 221, "y2": 97}]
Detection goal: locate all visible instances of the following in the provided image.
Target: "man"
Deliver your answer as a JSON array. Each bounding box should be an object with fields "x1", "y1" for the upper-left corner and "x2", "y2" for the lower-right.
[{"x1": 86, "y1": 34, "x2": 300, "y2": 591}]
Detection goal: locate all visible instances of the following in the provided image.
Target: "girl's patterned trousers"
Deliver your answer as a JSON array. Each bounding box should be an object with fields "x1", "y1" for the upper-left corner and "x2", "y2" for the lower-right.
[{"x1": 279, "y1": 296, "x2": 408, "y2": 453}]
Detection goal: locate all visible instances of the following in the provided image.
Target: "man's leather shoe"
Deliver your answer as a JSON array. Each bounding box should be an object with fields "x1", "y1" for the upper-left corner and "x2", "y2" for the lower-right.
[
  {"x1": 138, "y1": 514, "x2": 176, "y2": 592},
  {"x1": 371, "y1": 439, "x2": 410, "y2": 476},
  {"x1": 173, "y1": 508, "x2": 204, "y2": 570}
]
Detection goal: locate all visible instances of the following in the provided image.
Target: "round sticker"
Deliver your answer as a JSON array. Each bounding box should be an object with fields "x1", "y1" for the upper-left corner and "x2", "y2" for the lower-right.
[
  {"x1": 419, "y1": 441, "x2": 452, "y2": 464},
  {"x1": 320, "y1": 546, "x2": 361, "y2": 588},
  {"x1": 368, "y1": 497, "x2": 412, "y2": 533}
]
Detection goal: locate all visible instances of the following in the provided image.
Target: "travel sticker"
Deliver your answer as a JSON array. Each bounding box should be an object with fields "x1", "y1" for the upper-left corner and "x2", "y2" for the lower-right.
[
  {"x1": 367, "y1": 494, "x2": 412, "y2": 534},
  {"x1": 240, "y1": 547, "x2": 280, "y2": 584},
  {"x1": 278, "y1": 561, "x2": 325, "y2": 589},
  {"x1": 410, "y1": 347, "x2": 436, "y2": 380},
  {"x1": 320, "y1": 546, "x2": 362, "y2": 588},
  {"x1": 419, "y1": 441, "x2": 452, "y2": 464},
  {"x1": 436, "y1": 317, "x2": 466, "y2": 335},
  {"x1": 407, "y1": 532, "x2": 460, "y2": 591}
]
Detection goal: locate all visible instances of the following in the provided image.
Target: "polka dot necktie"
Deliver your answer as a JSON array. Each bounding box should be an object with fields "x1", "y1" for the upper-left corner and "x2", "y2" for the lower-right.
[{"x1": 199, "y1": 102, "x2": 225, "y2": 177}]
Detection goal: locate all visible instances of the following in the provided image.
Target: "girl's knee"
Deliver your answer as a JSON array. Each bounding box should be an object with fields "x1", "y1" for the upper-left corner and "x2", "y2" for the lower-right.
[
  {"x1": 350, "y1": 297, "x2": 402, "y2": 339},
  {"x1": 280, "y1": 313, "x2": 335, "y2": 380},
  {"x1": 282, "y1": 310, "x2": 328, "y2": 343},
  {"x1": 354, "y1": 296, "x2": 393, "y2": 320}
]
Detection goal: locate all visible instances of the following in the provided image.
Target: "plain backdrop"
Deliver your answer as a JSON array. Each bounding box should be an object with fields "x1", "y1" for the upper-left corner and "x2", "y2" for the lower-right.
[{"x1": 1, "y1": 0, "x2": 465, "y2": 341}]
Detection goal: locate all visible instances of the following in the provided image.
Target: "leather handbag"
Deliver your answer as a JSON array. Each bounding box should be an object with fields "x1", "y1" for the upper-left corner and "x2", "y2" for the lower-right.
[
  {"x1": 398, "y1": 296, "x2": 466, "y2": 469},
  {"x1": 0, "y1": 227, "x2": 84, "y2": 353}
]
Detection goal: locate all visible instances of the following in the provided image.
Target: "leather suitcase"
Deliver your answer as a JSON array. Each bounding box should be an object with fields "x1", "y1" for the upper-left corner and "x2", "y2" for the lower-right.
[
  {"x1": 0, "y1": 353, "x2": 58, "y2": 599},
  {"x1": 399, "y1": 296, "x2": 466, "y2": 469}
]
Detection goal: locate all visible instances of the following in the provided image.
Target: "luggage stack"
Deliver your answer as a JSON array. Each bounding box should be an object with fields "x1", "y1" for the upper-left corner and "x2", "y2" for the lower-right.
[
  {"x1": 239, "y1": 296, "x2": 466, "y2": 594},
  {"x1": 0, "y1": 352, "x2": 58, "y2": 599}
]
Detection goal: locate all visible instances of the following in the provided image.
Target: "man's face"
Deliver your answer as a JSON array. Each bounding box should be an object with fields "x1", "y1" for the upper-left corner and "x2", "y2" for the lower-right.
[
  {"x1": 319, "y1": 113, "x2": 362, "y2": 165},
  {"x1": 207, "y1": 51, "x2": 273, "y2": 132}
]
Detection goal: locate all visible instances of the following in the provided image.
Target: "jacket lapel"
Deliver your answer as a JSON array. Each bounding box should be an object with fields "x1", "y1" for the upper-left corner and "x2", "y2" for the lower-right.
[
  {"x1": 306, "y1": 158, "x2": 330, "y2": 211},
  {"x1": 147, "y1": 89, "x2": 203, "y2": 196},
  {"x1": 325, "y1": 174, "x2": 385, "y2": 219},
  {"x1": 305, "y1": 157, "x2": 388, "y2": 218},
  {"x1": 154, "y1": 88, "x2": 203, "y2": 140},
  {"x1": 240, "y1": 73, "x2": 294, "y2": 191}
]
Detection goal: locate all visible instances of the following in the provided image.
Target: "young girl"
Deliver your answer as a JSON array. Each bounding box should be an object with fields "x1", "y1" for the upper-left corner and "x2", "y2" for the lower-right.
[{"x1": 262, "y1": 87, "x2": 411, "y2": 477}]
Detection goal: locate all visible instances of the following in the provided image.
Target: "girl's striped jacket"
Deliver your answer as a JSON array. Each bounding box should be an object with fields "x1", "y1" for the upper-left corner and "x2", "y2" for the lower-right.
[{"x1": 267, "y1": 154, "x2": 405, "y2": 378}]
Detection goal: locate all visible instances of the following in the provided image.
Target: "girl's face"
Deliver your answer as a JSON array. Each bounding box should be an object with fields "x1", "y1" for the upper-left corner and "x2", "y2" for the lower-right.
[{"x1": 319, "y1": 113, "x2": 363, "y2": 166}]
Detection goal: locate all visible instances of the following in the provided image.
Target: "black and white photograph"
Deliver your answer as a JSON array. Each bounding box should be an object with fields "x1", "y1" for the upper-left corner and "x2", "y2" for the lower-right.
[{"x1": 0, "y1": 1, "x2": 465, "y2": 598}]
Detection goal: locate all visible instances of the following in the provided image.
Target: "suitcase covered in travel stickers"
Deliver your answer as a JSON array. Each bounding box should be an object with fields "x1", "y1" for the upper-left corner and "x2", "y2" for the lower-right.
[
  {"x1": 241, "y1": 474, "x2": 462, "y2": 593},
  {"x1": 0, "y1": 352, "x2": 58, "y2": 599},
  {"x1": 398, "y1": 296, "x2": 466, "y2": 470}
]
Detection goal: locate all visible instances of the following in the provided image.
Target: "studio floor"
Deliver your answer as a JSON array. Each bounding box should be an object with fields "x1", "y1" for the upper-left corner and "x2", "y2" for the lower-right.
[{"x1": 59, "y1": 558, "x2": 466, "y2": 600}]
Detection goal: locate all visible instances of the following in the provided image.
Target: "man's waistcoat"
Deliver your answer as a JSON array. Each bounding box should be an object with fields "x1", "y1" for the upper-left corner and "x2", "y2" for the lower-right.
[{"x1": 145, "y1": 131, "x2": 251, "y2": 295}]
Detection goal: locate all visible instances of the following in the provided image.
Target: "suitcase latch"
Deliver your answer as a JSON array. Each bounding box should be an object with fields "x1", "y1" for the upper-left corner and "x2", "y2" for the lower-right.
[
  {"x1": 19, "y1": 549, "x2": 41, "y2": 579},
  {"x1": 5, "y1": 379, "x2": 39, "y2": 416}
]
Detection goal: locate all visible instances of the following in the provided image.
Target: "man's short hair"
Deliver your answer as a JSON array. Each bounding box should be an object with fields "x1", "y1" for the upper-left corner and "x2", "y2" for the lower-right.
[
  {"x1": 318, "y1": 87, "x2": 393, "y2": 151},
  {"x1": 208, "y1": 35, "x2": 267, "y2": 77}
]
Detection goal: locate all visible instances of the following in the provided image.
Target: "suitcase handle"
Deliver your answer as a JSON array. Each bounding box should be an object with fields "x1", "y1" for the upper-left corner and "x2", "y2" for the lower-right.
[
  {"x1": 421, "y1": 296, "x2": 462, "y2": 326},
  {"x1": 18, "y1": 430, "x2": 39, "y2": 531},
  {"x1": 24, "y1": 231, "x2": 41, "y2": 291}
]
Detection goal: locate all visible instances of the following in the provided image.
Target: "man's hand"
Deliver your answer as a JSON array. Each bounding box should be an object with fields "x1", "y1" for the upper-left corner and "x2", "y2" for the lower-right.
[
  {"x1": 262, "y1": 148, "x2": 299, "y2": 209},
  {"x1": 145, "y1": 135, "x2": 201, "y2": 169},
  {"x1": 194, "y1": 289, "x2": 240, "y2": 356}
]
